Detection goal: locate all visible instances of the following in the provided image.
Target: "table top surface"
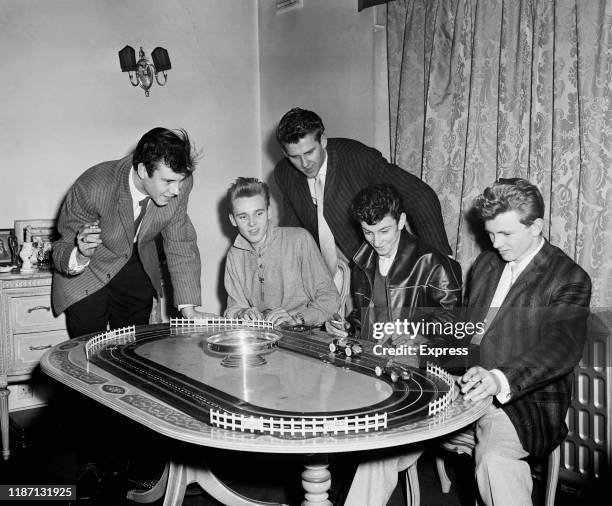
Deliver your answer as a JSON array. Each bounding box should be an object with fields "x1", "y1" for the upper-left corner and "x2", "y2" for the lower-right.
[{"x1": 40, "y1": 323, "x2": 490, "y2": 454}]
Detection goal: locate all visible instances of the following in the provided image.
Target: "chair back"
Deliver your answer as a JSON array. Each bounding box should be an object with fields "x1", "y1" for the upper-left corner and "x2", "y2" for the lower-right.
[{"x1": 336, "y1": 258, "x2": 351, "y2": 317}]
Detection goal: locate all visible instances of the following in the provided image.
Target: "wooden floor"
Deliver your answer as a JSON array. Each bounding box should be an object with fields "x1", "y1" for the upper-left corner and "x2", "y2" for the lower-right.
[{"x1": 0, "y1": 405, "x2": 598, "y2": 506}]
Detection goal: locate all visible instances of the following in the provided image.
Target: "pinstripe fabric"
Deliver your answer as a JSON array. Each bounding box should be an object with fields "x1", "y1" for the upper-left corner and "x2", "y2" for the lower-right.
[
  {"x1": 466, "y1": 241, "x2": 591, "y2": 457},
  {"x1": 52, "y1": 155, "x2": 201, "y2": 315},
  {"x1": 274, "y1": 138, "x2": 451, "y2": 259}
]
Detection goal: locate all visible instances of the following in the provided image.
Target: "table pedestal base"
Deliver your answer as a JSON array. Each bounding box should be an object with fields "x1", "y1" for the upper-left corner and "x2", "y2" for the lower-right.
[
  {"x1": 301, "y1": 455, "x2": 332, "y2": 506},
  {"x1": 127, "y1": 458, "x2": 289, "y2": 506}
]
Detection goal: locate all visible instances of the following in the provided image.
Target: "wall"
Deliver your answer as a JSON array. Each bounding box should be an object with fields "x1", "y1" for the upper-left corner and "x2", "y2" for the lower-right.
[
  {"x1": 257, "y1": 0, "x2": 387, "y2": 213},
  {"x1": 0, "y1": 0, "x2": 386, "y2": 312},
  {"x1": 0, "y1": 0, "x2": 260, "y2": 312}
]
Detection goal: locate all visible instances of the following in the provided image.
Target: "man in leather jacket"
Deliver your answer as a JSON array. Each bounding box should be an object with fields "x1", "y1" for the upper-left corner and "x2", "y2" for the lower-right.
[
  {"x1": 328, "y1": 184, "x2": 462, "y2": 345},
  {"x1": 326, "y1": 184, "x2": 462, "y2": 506}
]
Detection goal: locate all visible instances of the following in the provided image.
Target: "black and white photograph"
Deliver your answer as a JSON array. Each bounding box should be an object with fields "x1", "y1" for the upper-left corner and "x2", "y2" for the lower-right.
[
  {"x1": 0, "y1": 229, "x2": 13, "y2": 266},
  {"x1": 0, "y1": 1, "x2": 609, "y2": 505}
]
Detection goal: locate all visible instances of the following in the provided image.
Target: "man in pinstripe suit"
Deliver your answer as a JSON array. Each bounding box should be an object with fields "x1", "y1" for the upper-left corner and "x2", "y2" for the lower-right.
[
  {"x1": 459, "y1": 178, "x2": 591, "y2": 505},
  {"x1": 274, "y1": 108, "x2": 452, "y2": 279},
  {"x1": 53, "y1": 127, "x2": 211, "y2": 338}
]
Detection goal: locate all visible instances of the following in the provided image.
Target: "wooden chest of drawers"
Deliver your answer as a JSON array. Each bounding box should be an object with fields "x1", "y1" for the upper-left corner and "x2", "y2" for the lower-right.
[{"x1": 0, "y1": 271, "x2": 68, "y2": 460}]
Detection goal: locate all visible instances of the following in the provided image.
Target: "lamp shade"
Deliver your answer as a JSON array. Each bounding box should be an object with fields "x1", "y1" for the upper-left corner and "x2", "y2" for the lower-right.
[
  {"x1": 151, "y1": 47, "x2": 171, "y2": 72},
  {"x1": 118, "y1": 45, "x2": 137, "y2": 72}
]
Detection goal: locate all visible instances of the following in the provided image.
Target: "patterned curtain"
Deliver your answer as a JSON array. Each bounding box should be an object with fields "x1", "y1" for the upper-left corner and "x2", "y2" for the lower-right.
[{"x1": 387, "y1": 0, "x2": 612, "y2": 307}]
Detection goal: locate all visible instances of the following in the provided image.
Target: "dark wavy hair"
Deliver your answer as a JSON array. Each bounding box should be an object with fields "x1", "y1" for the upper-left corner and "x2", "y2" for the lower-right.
[
  {"x1": 132, "y1": 127, "x2": 196, "y2": 177},
  {"x1": 227, "y1": 177, "x2": 270, "y2": 214},
  {"x1": 351, "y1": 184, "x2": 404, "y2": 225},
  {"x1": 474, "y1": 178, "x2": 544, "y2": 226},
  {"x1": 276, "y1": 108, "x2": 325, "y2": 146}
]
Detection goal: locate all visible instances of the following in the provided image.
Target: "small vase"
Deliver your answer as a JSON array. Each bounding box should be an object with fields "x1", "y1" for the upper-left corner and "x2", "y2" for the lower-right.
[{"x1": 20, "y1": 242, "x2": 34, "y2": 272}]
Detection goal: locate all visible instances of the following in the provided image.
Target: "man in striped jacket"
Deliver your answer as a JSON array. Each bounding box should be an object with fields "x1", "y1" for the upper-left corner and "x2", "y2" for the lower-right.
[
  {"x1": 459, "y1": 178, "x2": 591, "y2": 505},
  {"x1": 273, "y1": 108, "x2": 451, "y2": 288},
  {"x1": 53, "y1": 127, "x2": 211, "y2": 338}
]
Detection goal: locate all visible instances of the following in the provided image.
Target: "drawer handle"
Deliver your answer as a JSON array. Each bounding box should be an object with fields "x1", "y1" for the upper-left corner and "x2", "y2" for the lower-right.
[
  {"x1": 27, "y1": 305, "x2": 51, "y2": 313},
  {"x1": 29, "y1": 344, "x2": 53, "y2": 351}
]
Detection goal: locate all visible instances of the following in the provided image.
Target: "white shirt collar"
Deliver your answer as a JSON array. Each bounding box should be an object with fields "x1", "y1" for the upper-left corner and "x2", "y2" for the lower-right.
[
  {"x1": 307, "y1": 150, "x2": 329, "y2": 201},
  {"x1": 377, "y1": 244, "x2": 400, "y2": 276},
  {"x1": 129, "y1": 169, "x2": 148, "y2": 202},
  {"x1": 317, "y1": 150, "x2": 328, "y2": 180}
]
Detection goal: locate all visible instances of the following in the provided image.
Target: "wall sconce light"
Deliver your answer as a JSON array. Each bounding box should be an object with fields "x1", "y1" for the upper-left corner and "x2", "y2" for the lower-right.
[{"x1": 118, "y1": 45, "x2": 171, "y2": 97}]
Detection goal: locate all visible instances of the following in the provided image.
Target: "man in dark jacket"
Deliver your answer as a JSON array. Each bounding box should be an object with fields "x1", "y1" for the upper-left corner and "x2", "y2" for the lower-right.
[
  {"x1": 459, "y1": 178, "x2": 591, "y2": 505},
  {"x1": 274, "y1": 108, "x2": 451, "y2": 290},
  {"x1": 326, "y1": 184, "x2": 462, "y2": 505},
  {"x1": 327, "y1": 184, "x2": 462, "y2": 345},
  {"x1": 53, "y1": 127, "x2": 211, "y2": 338}
]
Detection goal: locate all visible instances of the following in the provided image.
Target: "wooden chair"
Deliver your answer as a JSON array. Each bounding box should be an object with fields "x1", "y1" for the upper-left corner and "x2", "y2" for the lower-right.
[
  {"x1": 435, "y1": 431, "x2": 560, "y2": 506},
  {"x1": 336, "y1": 258, "x2": 351, "y2": 317},
  {"x1": 404, "y1": 462, "x2": 420, "y2": 506}
]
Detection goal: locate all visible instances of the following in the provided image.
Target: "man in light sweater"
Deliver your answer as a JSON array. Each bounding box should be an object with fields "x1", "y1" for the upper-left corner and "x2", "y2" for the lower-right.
[{"x1": 224, "y1": 177, "x2": 338, "y2": 326}]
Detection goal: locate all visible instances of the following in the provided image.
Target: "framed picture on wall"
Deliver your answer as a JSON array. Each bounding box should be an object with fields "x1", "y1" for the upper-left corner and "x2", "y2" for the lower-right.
[
  {"x1": 0, "y1": 228, "x2": 15, "y2": 266},
  {"x1": 14, "y1": 219, "x2": 58, "y2": 248}
]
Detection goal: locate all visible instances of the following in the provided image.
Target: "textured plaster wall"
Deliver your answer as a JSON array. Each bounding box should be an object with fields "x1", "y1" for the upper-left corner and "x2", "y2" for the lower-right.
[
  {"x1": 0, "y1": 0, "x2": 260, "y2": 312},
  {"x1": 257, "y1": 0, "x2": 381, "y2": 217},
  {"x1": 0, "y1": 0, "x2": 382, "y2": 312}
]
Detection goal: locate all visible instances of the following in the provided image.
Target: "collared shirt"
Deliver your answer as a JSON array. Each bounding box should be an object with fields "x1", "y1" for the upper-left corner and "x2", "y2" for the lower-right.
[
  {"x1": 492, "y1": 236, "x2": 545, "y2": 403},
  {"x1": 224, "y1": 225, "x2": 339, "y2": 325},
  {"x1": 307, "y1": 151, "x2": 329, "y2": 204},
  {"x1": 128, "y1": 168, "x2": 150, "y2": 227},
  {"x1": 377, "y1": 243, "x2": 400, "y2": 277},
  {"x1": 305, "y1": 152, "x2": 350, "y2": 269},
  {"x1": 507, "y1": 236, "x2": 545, "y2": 283}
]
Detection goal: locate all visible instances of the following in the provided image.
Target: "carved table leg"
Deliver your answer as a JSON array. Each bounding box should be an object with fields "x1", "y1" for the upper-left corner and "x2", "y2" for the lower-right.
[
  {"x1": 126, "y1": 463, "x2": 169, "y2": 503},
  {"x1": 301, "y1": 454, "x2": 332, "y2": 506},
  {"x1": 0, "y1": 378, "x2": 10, "y2": 461},
  {"x1": 127, "y1": 458, "x2": 288, "y2": 506}
]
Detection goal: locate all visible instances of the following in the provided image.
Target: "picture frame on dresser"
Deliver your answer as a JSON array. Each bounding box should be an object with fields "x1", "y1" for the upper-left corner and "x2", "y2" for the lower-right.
[
  {"x1": 14, "y1": 219, "x2": 58, "y2": 248},
  {"x1": 0, "y1": 228, "x2": 14, "y2": 266},
  {"x1": 14, "y1": 220, "x2": 58, "y2": 271}
]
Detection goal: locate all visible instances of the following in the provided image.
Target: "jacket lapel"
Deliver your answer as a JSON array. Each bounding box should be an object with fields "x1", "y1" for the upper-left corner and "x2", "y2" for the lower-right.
[
  {"x1": 486, "y1": 241, "x2": 550, "y2": 332},
  {"x1": 469, "y1": 253, "x2": 504, "y2": 325},
  {"x1": 353, "y1": 241, "x2": 377, "y2": 286},
  {"x1": 118, "y1": 162, "x2": 134, "y2": 245},
  {"x1": 295, "y1": 172, "x2": 315, "y2": 217},
  {"x1": 323, "y1": 144, "x2": 339, "y2": 213}
]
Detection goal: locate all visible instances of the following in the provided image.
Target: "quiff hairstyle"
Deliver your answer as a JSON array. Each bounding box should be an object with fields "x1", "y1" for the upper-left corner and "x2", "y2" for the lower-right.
[
  {"x1": 132, "y1": 127, "x2": 196, "y2": 177},
  {"x1": 276, "y1": 108, "x2": 325, "y2": 146},
  {"x1": 474, "y1": 178, "x2": 545, "y2": 226},
  {"x1": 227, "y1": 177, "x2": 270, "y2": 214},
  {"x1": 351, "y1": 184, "x2": 404, "y2": 225}
]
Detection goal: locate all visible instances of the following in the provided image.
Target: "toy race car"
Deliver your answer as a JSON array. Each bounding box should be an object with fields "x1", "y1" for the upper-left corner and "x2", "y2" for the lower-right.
[
  {"x1": 374, "y1": 360, "x2": 413, "y2": 382},
  {"x1": 329, "y1": 337, "x2": 363, "y2": 357}
]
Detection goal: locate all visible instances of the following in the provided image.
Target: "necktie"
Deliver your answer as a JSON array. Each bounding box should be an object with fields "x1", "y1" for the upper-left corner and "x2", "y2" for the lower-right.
[
  {"x1": 471, "y1": 262, "x2": 517, "y2": 345},
  {"x1": 134, "y1": 197, "x2": 149, "y2": 239},
  {"x1": 314, "y1": 174, "x2": 338, "y2": 276}
]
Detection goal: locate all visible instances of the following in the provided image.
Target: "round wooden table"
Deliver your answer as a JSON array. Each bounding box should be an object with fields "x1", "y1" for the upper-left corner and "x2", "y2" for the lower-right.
[{"x1": 41, "y1": 322, "x2": 489, "y2": 506}]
